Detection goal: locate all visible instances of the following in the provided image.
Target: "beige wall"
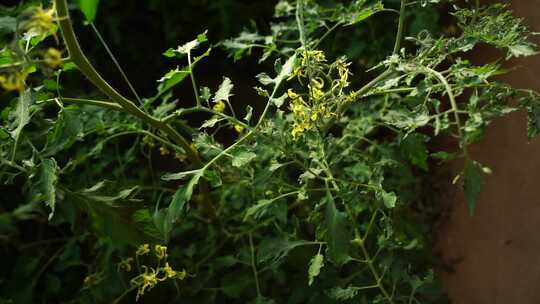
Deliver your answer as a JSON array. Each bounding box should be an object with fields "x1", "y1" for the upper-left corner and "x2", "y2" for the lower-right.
[{"x1": 437, "y1": 1, "x2": 540, "y2": 303}]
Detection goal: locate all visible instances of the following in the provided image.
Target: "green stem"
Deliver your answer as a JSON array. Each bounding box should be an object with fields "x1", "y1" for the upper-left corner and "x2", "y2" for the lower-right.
[
  {"x1": 296, "y1": 0, "x2": 307, "y2": 49},
  {"x1": 89, "y1": 23, "x2": 143, "y2": 105},
  {"x1": 188, "y1": 52, "x2": 201, "y2": 107},
  {"x1": 423, "y1": 67, "x2": 468, "y2": 157},
  {"x1": 393, "y1": 0, "x2": 407, "y2": 55},
  {"x1": 248, "y1": 233, "x2": 262, "y2": 298},
  {"x1": 163, "y1": 106, "x2": 250, "y2": 129},
  {"x1": 53, "y1": 0, "x2": 200, "y2": 166},
  {"x1": 54, "y1": 97, "x2": 126, "y2": 112}
]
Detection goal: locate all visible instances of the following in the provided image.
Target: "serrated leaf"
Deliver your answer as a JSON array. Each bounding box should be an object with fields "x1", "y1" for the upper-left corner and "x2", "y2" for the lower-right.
[
  {"x1": 79, "y1": 0, "x2": 100, "y2": 22},
  {"x1": 308, "y1": 253, "x2": 324, "y2": 286},
  {"x1": 255, "y1": 54, "x2": 296, "y2": 88},
  {"x1": 325, "y1": 195, "x2": 350, "y2": 266},
  {"x1": 258, "y1": 237, "x2": 311, "y2": 266},
  {"x1": 213, "y1": 77, "x2": 234, "y2": 103},
  {"x1": 232, "y1": 151, "x2": 257, "y2": 168},
  {"x1": 46, "y1": 106, "x2": 83, "y2": 154},
  {"x1": 347, "y1": 2, "x2": 384, "y2": 25},
  {"x1": 132, "y1": 209, "x2": 164, "y2": 242},
  {"x1": 199, "y1": 116, "x2": 222, "y2": 129},
  {"x1": 33, "y1": 158, "x2": 59, "y2": 220},
  {"x1": 508, "y1": 43, "x2": 537, "y2": 58},
  {"x1": 463, "y1": 160, "x2": 484, "y2": 215},
  {"x1": 326, "y1": 286, "x2": 361, "y2": 301},
  {"x1": 154, "y1": 48, "x2": 210, "y2": 99},
  {"x1": 10, "y1": 89, "x2": 31, "y2": 145}
]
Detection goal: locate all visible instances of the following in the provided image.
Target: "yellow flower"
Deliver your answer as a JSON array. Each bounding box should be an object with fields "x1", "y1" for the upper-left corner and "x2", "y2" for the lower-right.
[
  {"x1": 234, "y1": 124, "x2": 244, "y2": 134},
  {"x1": 118, "y1": 257, "x2": 134, "y2": 272},
  {"x1": 25, "y1": 4, "x2": 56, "y2": 37},
  {"x1": 159, "y1": 146, "x2": 170, "y2": 156},
  {"x1": 44, "y1": 48, "x2": 62, "y2": 69},
  {"x1": 213, "y1": 100, "x2": 226, "y2": 113},
  {"x1": 130, "y1": 266, "x2": 159, "y2": 301},
  {"x1": 162, "y1": 262, "x2": 177, "y2": 278},
  {"x1": 0, "y1": 72, "x2": 27, "y2": 93},
  {"x1": 154, "y1": 245, "x2": 168, "y2": 260},
  {"x1": 136, "y1": 243, "x2": 150, "y2": 256}
]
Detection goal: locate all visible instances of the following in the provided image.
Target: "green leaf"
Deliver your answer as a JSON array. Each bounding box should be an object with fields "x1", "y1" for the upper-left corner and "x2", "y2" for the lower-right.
[
  {"x1": 46, "y1": 106, "x2": 83, "y2": 154},
  {"x1": 326, "y1": 286, "x2": 361, "y2": 301},
  {"x1": 508, "y1": 44, "x2": 538, "y2": 57},
  {"x1": 258, "y1": 237, "x2": 311, "y2": 266},
  {"x1": 0, "y1": 16, "x2": 17, "y2": 33},
  {"x1": 527, "y1": 103, "x2": 540, "y2": 139},
  {"x1": 325, "y1": 195, "x2": 350, "y2": 266},
  {"x1": 155, "y1": 48, "x2": 211, "y2": 99},
  {"x1": 308, "y1": 253, "x2": 324, "y2": 286},
  {"x1": 33, "y1": 158, "x2": 59, "y2": 220},
  {"x1": 244, "y1": 198, "x2": 287, "y2": 223},
  {"x1": 463, "y1": 160, "x2": 484, "y2": 215},
  {"x1": 379, "y1": 190, "x2": 397, "y2": 209},
  {"x1": 347, "y1": 2, "x2": 384, "y2": 25},
  {"x1": 401, "y1": 134, "x2": 429, "y2": 171},
  {"x1": 232, "y1": 151, "x2": 257, "y2": 168},
  {"x1": 10, "y1": 89, "x2": 32, "y2": 146},
  {"x1": 79, "y1": 0, "x2": 100, "y2": 22},
  {"x1": 213, "y1": 77, "x2": 234, "y2": 103},
  {"x1": 256, "y1": 54, "x2": 296, "y2": 88},
  {"x1": 132, "y1": 209, "x2": 164, "y2": 242},
  {"x1": 166, "y1": 171, "x2": 202, "y2": 226}
]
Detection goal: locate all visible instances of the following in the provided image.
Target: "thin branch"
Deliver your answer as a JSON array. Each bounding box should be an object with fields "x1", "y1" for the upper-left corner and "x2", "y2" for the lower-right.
[
  {"x1": 89, "y1": 23, "x2": 143, "y2": 105},
  {"x1": 53, "y1": 0, "x2": 201, "y2": 166}
]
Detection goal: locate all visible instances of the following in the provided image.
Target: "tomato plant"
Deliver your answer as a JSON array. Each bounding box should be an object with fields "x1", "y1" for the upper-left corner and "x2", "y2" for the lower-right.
[{"x1": 1, "y1": 0, "x2": 539, "y2": 303}]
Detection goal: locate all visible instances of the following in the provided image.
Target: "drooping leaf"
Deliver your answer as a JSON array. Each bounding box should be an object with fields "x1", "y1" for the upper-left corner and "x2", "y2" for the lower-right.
[
  {"x1": 346, "y1": 1, "x2": 384, "y2": 25},
  {"x1": 526, "y1": 103, "x2": 540, "y2": 139},
  {"x1": 79, "y1": 0, "x2": 100, "y2": 22},
  {"x1": 46, "y1": 106, "x2": 83, "y2": 154},
  {"x1": 32, "y1": 158, "x2": 59, "y2": 220},
  {"x1": 166, "y1": 171, "x2": 202, "y2": 226},
  {"x1": 308, "y1": 253, "x2": 324, "y2": 286},
  {"x1": 10, "y1": 89, "x2": 32, "y2": 146},
  {"x1": 325, "y1": 195, "x2": 350, "y2": 266},
  {"x1": 258, "y1": 237, "x2": 311, "y2": 266},
  {"x1": 463, "y1": 160, "x2": 484, "y2": 215}
]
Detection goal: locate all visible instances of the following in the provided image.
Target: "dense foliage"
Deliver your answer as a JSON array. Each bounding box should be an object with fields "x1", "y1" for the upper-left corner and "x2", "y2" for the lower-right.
[{"x1": 1, "y1": 0, "x2": 539, "y2": 303}]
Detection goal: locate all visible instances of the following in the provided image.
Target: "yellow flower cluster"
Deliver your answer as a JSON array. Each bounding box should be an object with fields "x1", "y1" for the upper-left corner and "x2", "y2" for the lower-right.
[
  {"x1": 288, "y1": 87, "x2": 332, "y2": 140},
  {"x1": 0, "y1": 72, "x2": 27, "y2": 93},
  {"x1": 292, "y1": 50, "x2": 327, "y2": 80},
  {"x1": 286, "y1": 50, "x2": 355, "y2": 140},
  {"x1": 213, "y1": 100, "x2": 226, "y2": 113},
  {"x1": 24, "y1": 4, "x2": 57, "y2": 37},
  {"x1": 123, "y1": 244, "x2": 187, "y2": 302},
  {"x1": 44, "y1": 48, "x2": 63, "y2": 69}
]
